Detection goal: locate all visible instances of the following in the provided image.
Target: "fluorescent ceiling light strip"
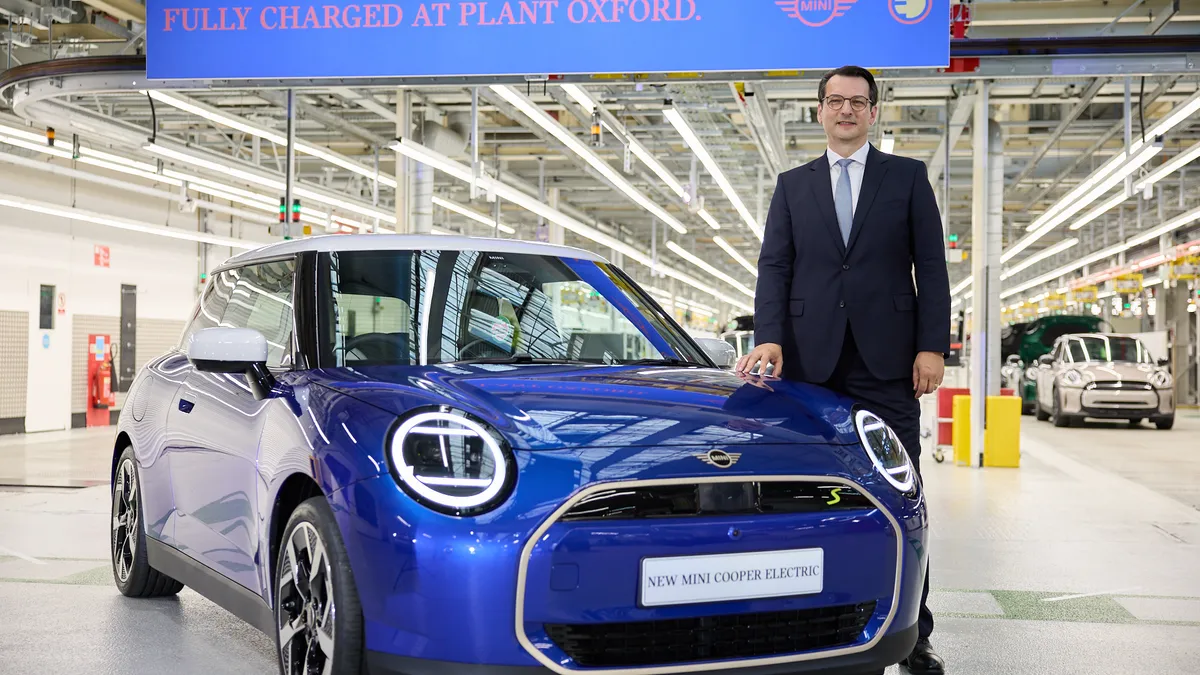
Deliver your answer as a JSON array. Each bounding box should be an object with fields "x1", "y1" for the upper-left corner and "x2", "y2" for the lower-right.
[
  {"x1": 698, "y1": 209, "x2": 721, "y2": 230},
  {"x1": 1003, "y1": 203, "x2": 1200, "y2": 302},
  {"x1": 163, "y1": 170, "x2": 277, "y2": 206},
  {"x1": 950, "y1": 277, "x2": 972, "y2": 296},
  {"x1": 1, "y1": 134, "x2": 186, "y2": 187},
  {"x1": 490, "y1": 85, "x2": 688, "y2": 235},
  {"x1": 1, "y1": 134, "x2": 72, "y2": 159},
  {"x1": 663, "y1": 106, "x2": 762, "y2": 240},
  {"x1": 0, "y1": 193, "x2": 261, "y2": 250},
  {"x1": 0, "y1": 124, "x2": 49, "y2": 144},
  {"x1": 1001, "y1": 243, "x2": 1126, "y2": 300},
  {"x1": 148, "y1": 90, "x2": 395, "y2": 188},
  {"x1": 1000, "y1": 238, "x2": 1079, "y2": 280},
  {"x1": 145, "y1": 143, "x2": 284, "y2": 190},
  {"x1": 1126, "y1": 204, "x2": 1200, "y2": 249},
  {"x1": 1005, "y1": 141, "x2": 1161, "y2": 262},
  {"x1": 666, "y1": 241, "x2": 755, "y2": 298},
  {"x1": 432, "y1": 195, "x2": 516, "y2": 235},
  {"x1": 1016, "y1": 91, "x2": 1200, "y2": 237},
  {"x1": 146, "y1": 142, "x2": 398, "y2": 225},
  {"x1": 1068, "y1": 192, "x2": 1128, "y2": 231},
  {"x1": 562, "y1": 84, "x2": 690, "y2": 202},
  {"x1": 713, "y1": 235, "x2": 758, "y2": 278},
  {"x1": 389, "y1": 139, "x2": 751, "y2": 311},
  {"x1": 148, "y1": 91, "x2": 287, "y2": 145},
  {"x1": 1135, "y1": 139, "x2": 1200, "y2": 191}
]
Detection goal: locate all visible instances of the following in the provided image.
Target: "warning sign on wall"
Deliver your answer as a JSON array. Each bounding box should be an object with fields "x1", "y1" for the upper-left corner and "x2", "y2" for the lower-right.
[{"x1": 94, "y1": 244, "x2": 110, "y2": 267}]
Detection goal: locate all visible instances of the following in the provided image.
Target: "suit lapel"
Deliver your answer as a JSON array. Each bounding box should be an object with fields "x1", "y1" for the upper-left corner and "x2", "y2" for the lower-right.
[
  {"x1": 846, "y1": 144, "x2": 890, "y2": 254},
  {"x1": 807, "y1": 153, "x2": 846, "y2": 257}
]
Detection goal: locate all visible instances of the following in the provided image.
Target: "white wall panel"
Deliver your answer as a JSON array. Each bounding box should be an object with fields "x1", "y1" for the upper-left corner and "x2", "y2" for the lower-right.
[{"x1": 0, "y1": 162, "x2": 241, "y2": 430}]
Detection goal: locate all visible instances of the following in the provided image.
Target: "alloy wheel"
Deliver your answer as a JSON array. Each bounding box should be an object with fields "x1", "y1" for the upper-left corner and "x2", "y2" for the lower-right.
[
  {"x1": 111, "y1": 458, "x2": 138, "y2": 583},
  {"x1": 278, "y1": 522, "x2": 336, "y2": 675}
]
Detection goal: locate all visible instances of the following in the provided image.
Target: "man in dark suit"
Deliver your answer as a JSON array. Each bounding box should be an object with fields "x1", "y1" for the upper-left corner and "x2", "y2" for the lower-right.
[{"x1": 736, "y1": 65, "x2": 950, "y2": 674}]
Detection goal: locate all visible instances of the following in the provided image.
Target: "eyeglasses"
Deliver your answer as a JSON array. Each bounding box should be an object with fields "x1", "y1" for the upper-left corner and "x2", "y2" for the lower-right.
[{"x1": 822, "y1": 95, "x2": 873, "y2": 112}]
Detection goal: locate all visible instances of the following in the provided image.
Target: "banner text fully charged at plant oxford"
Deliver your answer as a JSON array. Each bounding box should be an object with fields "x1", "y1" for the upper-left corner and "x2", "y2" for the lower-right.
[{"x1": 160, "y1": 1, "x2": 701, "y2": 32}]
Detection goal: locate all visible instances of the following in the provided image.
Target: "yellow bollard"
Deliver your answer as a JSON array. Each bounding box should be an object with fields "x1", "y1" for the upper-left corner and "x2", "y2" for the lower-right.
[
  {"x1": 950, "y1": 394, "x2": 1022, "y2": 468},
  {"x1": 984, "y1": 395, "x2": 1021, "y2": 467},
  {"x1": 952, "y1": 395, "x2": 971, "y2": 465}
]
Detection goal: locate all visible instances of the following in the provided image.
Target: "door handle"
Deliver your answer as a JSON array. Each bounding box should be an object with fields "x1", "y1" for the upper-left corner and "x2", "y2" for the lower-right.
[{"x1": 178, "y1": 398, "x2": 195, "y2": 414}]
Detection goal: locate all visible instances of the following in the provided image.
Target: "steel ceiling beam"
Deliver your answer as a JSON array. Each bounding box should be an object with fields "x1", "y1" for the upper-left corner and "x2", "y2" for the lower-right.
[
  {"x1": 1019, "y1": 75, "x2": 1182, "y2": 212},
  {"x1": 927, "y1": 84, "x2": 976, "y2": 189},
  {"x1": 1009, "y1": 77, "x2": 1110, "y2": 190}
]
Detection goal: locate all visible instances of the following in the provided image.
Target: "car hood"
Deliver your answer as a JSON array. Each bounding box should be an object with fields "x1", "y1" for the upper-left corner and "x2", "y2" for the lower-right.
[
  {"x1": 313, "y1": 363, "x2": 858, "y2": 450},
  {"x1": 1071, "y1": 361, "x2": 1160, "y2": 382}
]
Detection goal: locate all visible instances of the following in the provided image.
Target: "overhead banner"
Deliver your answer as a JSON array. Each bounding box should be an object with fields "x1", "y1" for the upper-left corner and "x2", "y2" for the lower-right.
[{"x1": 146, "y1": 1, "x2": 950, "y2": 80}]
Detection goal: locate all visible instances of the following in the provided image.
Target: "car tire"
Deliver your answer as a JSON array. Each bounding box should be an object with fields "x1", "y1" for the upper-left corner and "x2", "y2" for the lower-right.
[
  {"x1": 110, "y1": 446, "x2": 184, "y2": 598},
  {"x1": 1036, "y1": 400, "x2": 1050, "y2": 421},
  {"x1": 1052, "y1": 388, "x2": 1072, "y2": 428},
  {"x1": 274, "y1": 496, "x2": 365, "y2": 675},
  {"x1": 1155, "y1": 416, "x2": 1174, "y2": 430}
]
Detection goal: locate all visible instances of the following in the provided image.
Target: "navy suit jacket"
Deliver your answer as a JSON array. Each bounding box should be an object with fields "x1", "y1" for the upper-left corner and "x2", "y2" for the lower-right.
[{"x1": 754, "y1": 144, "x2": 951, "y2": 383}]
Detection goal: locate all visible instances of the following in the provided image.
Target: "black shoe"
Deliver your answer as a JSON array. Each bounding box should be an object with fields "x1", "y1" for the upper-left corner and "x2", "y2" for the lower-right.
[{"x1": 900, "y1": 637, "x2": 945, "y2": 674}]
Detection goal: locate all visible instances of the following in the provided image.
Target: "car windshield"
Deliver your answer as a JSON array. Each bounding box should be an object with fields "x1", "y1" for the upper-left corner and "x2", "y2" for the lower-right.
[
  {"x1": 1067, "y1": 336, "x2": 1153, "y2": 364},
  {"x1": 314, "y1": 249, "x2": 708, "y2": 367}
]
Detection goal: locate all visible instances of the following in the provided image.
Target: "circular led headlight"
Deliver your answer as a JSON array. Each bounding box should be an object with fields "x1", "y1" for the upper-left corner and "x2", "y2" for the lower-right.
[
  {"x1": 389, "y1": 410, "x2": 514, "y2": 516},
  {"x1": 1150, "y1": 370, "x2": 1173, "y2": 389},
  {"x1": 854, "y1": 409, "x2": 916, "y2": 494},
  {"x1": 1062, "y1": 369, "x2": 1084, "y2": 387}
]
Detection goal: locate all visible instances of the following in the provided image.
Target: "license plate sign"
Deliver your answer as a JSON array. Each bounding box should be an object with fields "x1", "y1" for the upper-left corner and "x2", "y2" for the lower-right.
[{"x1": 639, "y1": 548, "x2": 824, "y2": 607}]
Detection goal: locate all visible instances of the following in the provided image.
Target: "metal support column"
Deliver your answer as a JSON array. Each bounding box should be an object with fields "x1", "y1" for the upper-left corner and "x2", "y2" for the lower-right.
[
  {"x1": 395, "y1": 88, "x2": 411, "y2": 233},
  {"x1": 471, "y1": 87, "x2": 480, "y2": 201},
  {"x1": 284, "y1": 89, "x2": 295, "y2": 240},
  {"x1": 968, "y1": 81, "x2": 991, "y2": 468}
]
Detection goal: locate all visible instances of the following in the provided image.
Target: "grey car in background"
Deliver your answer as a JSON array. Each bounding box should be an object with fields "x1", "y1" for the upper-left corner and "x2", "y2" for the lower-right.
[{"x1": 1033, "y1": 333, "x2": 1175, "y2": 429}]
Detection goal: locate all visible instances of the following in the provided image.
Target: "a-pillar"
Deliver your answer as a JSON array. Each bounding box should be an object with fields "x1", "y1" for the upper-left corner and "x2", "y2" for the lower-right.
[{"x1": 968, "y1": 81, "x2": 1001, "y2": 468}]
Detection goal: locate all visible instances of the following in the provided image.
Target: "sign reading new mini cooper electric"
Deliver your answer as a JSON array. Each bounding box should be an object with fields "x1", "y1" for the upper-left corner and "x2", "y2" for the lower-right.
[{"x1": 146, "y1": 0, "x2": 949, "y2": 81}]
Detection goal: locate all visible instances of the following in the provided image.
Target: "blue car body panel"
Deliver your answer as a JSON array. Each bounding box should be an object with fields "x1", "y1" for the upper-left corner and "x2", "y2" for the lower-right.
[
  {"x1": 115, "y1": 240, "x2": 928, "y2": 674},
  {"x1": 120, "y1": 357, "x2": 927, "y2": 670}
]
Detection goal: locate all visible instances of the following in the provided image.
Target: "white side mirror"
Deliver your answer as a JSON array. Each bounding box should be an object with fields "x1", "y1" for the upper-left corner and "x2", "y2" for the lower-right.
[{"x1": 187, "y1": 327, "x2": 268, "y2": 373}]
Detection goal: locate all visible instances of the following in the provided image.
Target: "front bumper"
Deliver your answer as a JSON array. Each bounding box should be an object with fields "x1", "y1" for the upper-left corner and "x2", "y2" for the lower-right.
[
  {"x1": 1060, "y1": 383, "x2": 1174, "y2": 418},
  {"x1": 366, "y1": 622, "x2": 918, "y2": 675},
  {"x1": 330, "y1": 456, "x2": 927, "y2": 674}
]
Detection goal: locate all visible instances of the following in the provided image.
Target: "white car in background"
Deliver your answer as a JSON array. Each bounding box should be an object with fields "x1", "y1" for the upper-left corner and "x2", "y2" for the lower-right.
[{"x1": 1033, "y1": 333, "x2": 1175, "y2": 429}]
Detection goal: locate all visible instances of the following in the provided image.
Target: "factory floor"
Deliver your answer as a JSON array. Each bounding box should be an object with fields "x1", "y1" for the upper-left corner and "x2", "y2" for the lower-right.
[{"x1": 2, "y1": 412, "x2": 1199, "y2": 674}]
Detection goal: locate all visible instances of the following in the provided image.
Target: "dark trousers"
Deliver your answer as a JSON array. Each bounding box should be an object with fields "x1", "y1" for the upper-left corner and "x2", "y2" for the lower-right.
[{"x1": 817, "y1": 327, "x2": 935, "y2": 641}]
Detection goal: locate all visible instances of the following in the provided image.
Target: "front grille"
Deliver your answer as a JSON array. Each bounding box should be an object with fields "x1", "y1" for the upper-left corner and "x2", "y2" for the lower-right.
[
  {"x1": 544, "y1": 601, "x2": 876, "y2": 667},
  {"x1": 559, "y1": 482, "x2": 873, "y2": 521},
  {"x1": 1087, "y1": 381, "x2": 1151, "y2": 390}
]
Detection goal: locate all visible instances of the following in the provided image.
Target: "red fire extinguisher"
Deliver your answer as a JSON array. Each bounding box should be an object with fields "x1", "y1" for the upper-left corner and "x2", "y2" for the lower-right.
[{"x1": 92, "y1": 354, "x2": 116, "y2": 409}]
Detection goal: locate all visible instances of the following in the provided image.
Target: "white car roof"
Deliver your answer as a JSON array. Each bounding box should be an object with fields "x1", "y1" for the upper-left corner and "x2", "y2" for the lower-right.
[{"x1": 221, "y1": 233, "x2": 608, "y2": 268}]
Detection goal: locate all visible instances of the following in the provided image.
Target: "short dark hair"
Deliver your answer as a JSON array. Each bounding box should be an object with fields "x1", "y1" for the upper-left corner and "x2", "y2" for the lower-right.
[{"x1": 818, "y1": 66, "x2": 878, "y2": 105}]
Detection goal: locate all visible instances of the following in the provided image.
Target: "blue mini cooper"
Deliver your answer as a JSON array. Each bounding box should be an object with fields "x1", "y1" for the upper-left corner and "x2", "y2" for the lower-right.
[{"x1": 109, "y1": 235, "x2": 927, "y2": 675}]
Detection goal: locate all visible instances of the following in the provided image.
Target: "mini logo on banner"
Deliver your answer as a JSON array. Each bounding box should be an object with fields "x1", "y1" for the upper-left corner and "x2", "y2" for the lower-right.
[
  {"x1": 776, "y1": 0, "x2": 858, "y2": 27},
  {"x1": 890, "y1": 0, "x2": 933, "y2": 25},
  {"x1": 696, "y1": 449, "x2": 741, "y2": 469}
]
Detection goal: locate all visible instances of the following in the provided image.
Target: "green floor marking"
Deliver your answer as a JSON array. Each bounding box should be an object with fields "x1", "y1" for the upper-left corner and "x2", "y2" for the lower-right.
[{"x1": 990, "y1": 590, "x2": 1139, "y2": 624}]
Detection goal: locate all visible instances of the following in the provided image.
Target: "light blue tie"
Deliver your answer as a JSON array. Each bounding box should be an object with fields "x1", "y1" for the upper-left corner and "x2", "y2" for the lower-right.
[{"x1": 834, "y1": 158, "x2": 854, "y2": 246}]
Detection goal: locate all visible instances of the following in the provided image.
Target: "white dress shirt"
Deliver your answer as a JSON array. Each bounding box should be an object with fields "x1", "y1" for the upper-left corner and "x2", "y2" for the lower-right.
[{"x1": 826, "y1": 142, "x2": 871, "y2": 216}]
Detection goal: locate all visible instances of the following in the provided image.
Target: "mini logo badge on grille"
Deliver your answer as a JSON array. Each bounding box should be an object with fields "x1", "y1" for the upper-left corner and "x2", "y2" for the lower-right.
[{"x1": 696, "y1": 449, "x2": 741, "y2": 469}]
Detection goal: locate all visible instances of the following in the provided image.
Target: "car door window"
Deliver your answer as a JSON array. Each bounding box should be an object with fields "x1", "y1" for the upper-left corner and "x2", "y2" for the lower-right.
[{"x1": 218, "y1": 260, "x2": 297, "y2": 369}]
